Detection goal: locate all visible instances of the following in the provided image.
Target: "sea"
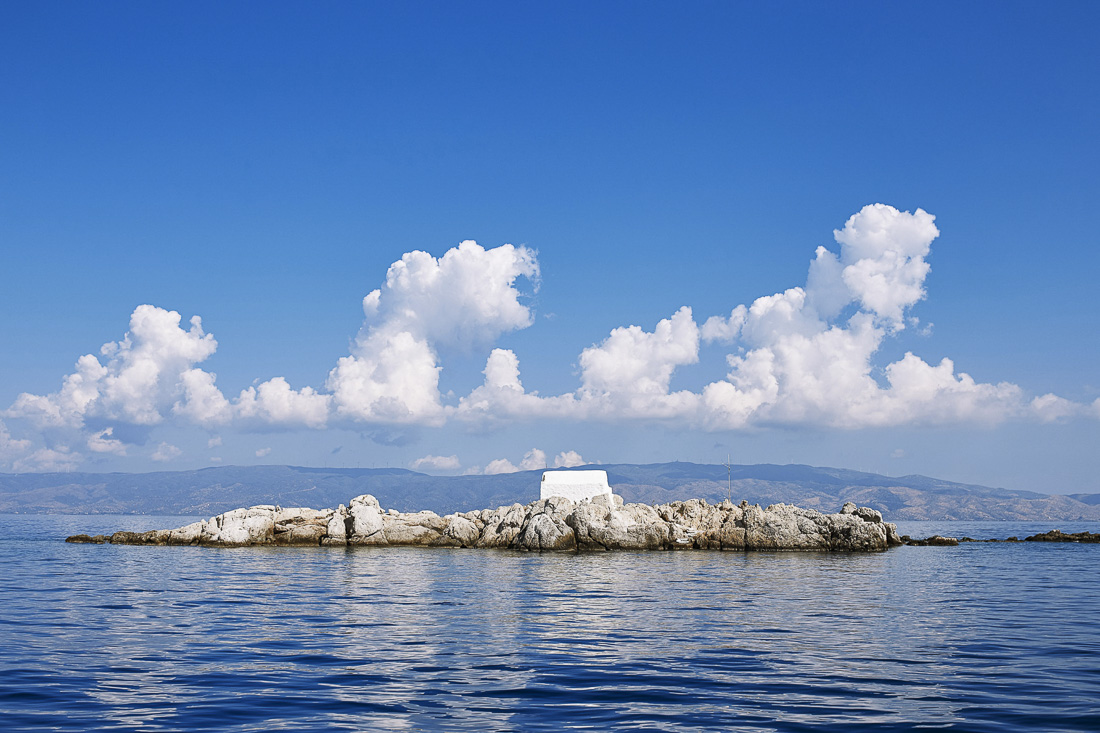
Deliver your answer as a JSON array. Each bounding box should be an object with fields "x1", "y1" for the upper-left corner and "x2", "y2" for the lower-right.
[{"x1": 1, "y1": 514, "x2": 1098, "y2": 732}]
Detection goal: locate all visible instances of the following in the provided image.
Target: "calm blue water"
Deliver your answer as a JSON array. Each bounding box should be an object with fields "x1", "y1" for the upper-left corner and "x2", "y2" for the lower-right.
[{"x1": 1, "y1": 515, "x2": 1098, "y2": 732}]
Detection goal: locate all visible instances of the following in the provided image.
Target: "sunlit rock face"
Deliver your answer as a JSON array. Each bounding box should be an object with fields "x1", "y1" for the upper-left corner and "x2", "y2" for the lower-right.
[
  {"x1": 274, "y1": 507, "x2": 333, "y2": 546},
  {"x1": 539, "y1": 470, "x2": 613, "y2": 504},
  {"x1": 199, "y1": 506, "x2": 275, "y2": 546},
  {"x1": 91, "y1": 493, "x2": 903, "y2": 552}
]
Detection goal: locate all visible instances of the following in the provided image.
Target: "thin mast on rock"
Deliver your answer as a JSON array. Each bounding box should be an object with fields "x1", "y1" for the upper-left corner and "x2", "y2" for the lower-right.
[{"x1": 722, "y1": 453, "x2": 733, "y2": 503}]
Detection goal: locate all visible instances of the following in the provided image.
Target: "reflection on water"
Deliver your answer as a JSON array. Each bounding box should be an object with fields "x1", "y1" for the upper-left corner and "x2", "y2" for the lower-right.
[{"x1": 1, "y1": 515, "x2": 1098, "y2": 732}]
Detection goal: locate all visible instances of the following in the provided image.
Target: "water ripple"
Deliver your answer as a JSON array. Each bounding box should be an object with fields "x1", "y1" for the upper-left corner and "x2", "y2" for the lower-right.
[{"x1": 1, "y1": 515, "x2": 1098, "y2": 731}]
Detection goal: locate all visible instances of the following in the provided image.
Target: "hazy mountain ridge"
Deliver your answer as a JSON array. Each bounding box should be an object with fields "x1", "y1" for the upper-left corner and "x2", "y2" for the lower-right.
[{"x1": 0, "y1": 462, "x2": 1097, "y2": 521}]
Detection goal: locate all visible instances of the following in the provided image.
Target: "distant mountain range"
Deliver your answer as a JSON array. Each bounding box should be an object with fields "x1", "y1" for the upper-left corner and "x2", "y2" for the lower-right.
[{"x1": 1, "y1": 463, "x2": 1098, "y2": 521}]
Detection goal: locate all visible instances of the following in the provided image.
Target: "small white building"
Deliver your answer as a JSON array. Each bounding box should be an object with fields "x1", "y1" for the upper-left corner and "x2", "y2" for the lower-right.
[{"x1": 540, "y1": 470, "x2": 612, "y2": 503}]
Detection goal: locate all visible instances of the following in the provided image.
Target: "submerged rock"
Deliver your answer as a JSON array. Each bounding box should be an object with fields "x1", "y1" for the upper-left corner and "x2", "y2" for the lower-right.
[{"x1": 71, "y1": 494, "x2": 907, "y2": 552}]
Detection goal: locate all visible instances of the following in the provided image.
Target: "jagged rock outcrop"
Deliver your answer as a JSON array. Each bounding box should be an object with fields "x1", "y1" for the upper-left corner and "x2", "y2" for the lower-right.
[
  {"x1": 571, "y1": 495, "x2": 670, "y2": 550},
  {"x1": 70, "y1": 493, "x2": 907, "y2": 552}
]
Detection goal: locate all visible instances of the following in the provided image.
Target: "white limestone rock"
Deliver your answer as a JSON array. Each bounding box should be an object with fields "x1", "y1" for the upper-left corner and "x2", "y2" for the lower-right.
[
  {"x1": 591, "y1": 493, "x2": 624, "y2": 509},
  {"x1": 568, "y1": 501, "x2": 670, "y2": 550},
  {"x1": 382, "y1": 510, "x2": 447, "y2": 546},
  {"x1": 273, "y1": 507, "x2": 332, "y2": 546},
  {"x1": 322, "y1": 504, "x2": 349, "y2": 546},
  {"x1": 743, "y1": 503, "x2": 831, "y2": 550},
  {"x1": 477, "y1": 504, "x2": 528, "y2": 548},
  {"x1": 516, "y1": 497, "x2": 577, "y2": 551},
  {"x1": 440, "y1": 515, "x2": 481, "y2": 547},
  {"x1": 200, "y1": 506, "x2": 275, "y2": 546},
  {"x1": 167, "y1": 521, "x2": 205, "y2": 545},
  {"x1": 348, "y1": 495, "x2": 386, "y2": 545},
  {"x1": 658, "y1": 499, "x2": 745, "y2": 549}
]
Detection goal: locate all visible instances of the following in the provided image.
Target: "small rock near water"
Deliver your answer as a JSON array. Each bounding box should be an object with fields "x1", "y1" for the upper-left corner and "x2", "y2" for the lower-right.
[
  {"x1": 1024, "y1": 530, "x2": 1100, "y2": 543},
  {"x1": 903, "y1": 535, "x2": 960, "y2": 546}
]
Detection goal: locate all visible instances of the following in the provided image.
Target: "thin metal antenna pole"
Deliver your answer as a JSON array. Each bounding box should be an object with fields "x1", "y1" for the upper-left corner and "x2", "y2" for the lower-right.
[{"x1": 722, "y1": 453, "x2": 732, "y2": 503}]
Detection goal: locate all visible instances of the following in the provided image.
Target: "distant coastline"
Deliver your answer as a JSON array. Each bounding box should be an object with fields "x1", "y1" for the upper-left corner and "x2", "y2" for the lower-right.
[{"x1": 3, "y1": 462, "x2": 1098, "y2": 521}]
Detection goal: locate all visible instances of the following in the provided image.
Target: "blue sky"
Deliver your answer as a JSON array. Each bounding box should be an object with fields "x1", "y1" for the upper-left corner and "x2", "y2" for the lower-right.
[{"x1": 2, "y1": 1, "x2": 1098, "y2": 492}]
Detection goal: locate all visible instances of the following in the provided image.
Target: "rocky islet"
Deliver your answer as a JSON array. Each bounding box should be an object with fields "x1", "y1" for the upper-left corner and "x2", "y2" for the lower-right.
[{"x1": 67, "y1": 495, "x2": 907, "y2": 552}]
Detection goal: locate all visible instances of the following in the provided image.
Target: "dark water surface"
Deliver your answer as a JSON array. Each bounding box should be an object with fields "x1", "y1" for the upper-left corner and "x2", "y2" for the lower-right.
[{"x1": 1, "y1": 515, "x2": 1098, "y2": 732}]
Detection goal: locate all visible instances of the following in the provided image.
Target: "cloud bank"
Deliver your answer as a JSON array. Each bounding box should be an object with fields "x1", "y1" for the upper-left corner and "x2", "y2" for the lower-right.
[
  {"x1": 457, "y1": 204, "x2": 1079, "y2": 429},
  {"x1": 3, "y1": 204, "x2": 1091, "y2": 470}
]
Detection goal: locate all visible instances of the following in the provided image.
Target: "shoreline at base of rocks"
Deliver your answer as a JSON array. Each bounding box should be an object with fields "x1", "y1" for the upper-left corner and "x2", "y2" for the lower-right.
[{"x1": 66, "y1": 494, "x2": 906, "y2": 552}]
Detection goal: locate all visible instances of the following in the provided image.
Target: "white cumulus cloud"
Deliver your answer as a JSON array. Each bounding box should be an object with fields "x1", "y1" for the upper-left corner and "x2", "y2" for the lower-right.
[
  {"x1": 173, "y1": 368, "x2": 233, "y2": 427},
  {"x1": 519, "y1": 448, "x2": 548, "y2": 470},
  {"x1": 553, "y1": 450, "x2": 587, "y2": 468},
  {"x1": 456, "y1": 348, "x2": 577, "y2": 423},
  {"x1": 327, "y1": 241, "x2": 539, "y2": 426},
  {"x1": 806, "y1": 203, "x2": 937, "y2": 328},
  {"x1": 152, "y1": 442, "x2": 182, "y2": 462},
  {"x1": 87, "y1": 427, "x2": 127, "y2": 456},
  {"x1": 482, "y1": 458, "x2": 519, "y2": 475},
  {"x1": 236, "y1": 378, "x2": 331, "y2": 428},
  {"x1": 12, "y1": 446, "x2": 81, "y2": 473},
  {"x1": 359, "y1": 241, "x2": 539, "y2": 346},
  {"x1": 410, "y1": 454, "x2": 461, "y2": 471},
  {"x1": 482, "y1": 448, "x2": 549, "y2": 475},
  {"x1": 575, "y1": 306, "x2": 701, "y2": 420},
  {"x1": 1029, "y1": 393, "x2": 1083, "y2": 423},
  {"x1": 8, "y1": 305, "x2": 218, "y2": 430},
  {"x1": 0, "y1": 419, "x2": 32, "y2": 466},
  {"x1": 694, "y1": 205, "x2": 1027, "y2": 428}
]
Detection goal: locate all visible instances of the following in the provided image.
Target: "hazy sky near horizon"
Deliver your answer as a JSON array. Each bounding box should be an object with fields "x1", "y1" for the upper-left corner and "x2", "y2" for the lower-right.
[{"x1": 2, "y1": 1, "x2": 1098, "y2": 492}]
